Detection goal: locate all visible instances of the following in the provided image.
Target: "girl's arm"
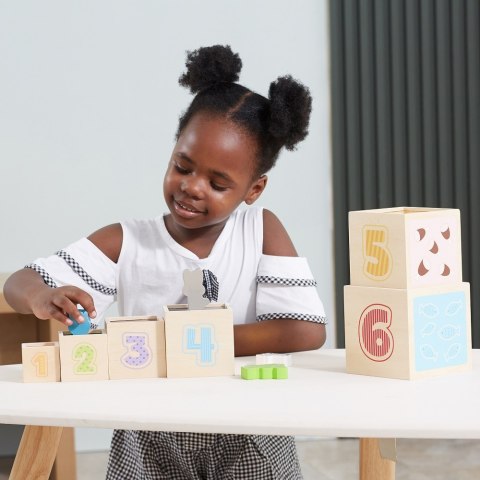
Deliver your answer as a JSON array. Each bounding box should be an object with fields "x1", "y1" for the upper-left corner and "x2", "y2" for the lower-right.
[
  {"x1": 233, "y1": 209, "x2": 326, "y2": 356},
  {"x1": 4, "y1": 268, "x2": 96, "y2": 326},
  {"x1": 4, "y1": 223, "x2": 122, "y2": 326}
]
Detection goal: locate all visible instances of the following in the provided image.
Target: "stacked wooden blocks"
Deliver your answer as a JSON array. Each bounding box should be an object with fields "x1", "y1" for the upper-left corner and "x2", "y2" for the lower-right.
[
  {"x1": 344, "y1": 207, "x2": 472, "y2": 379},
  {"x1": 22, "y1": 303, "x2": 234, "y2": 382}
]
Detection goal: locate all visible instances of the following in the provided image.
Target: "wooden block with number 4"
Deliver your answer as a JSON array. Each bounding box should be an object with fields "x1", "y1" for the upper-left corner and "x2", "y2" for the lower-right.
[
  {"x1": 164, "y1": 303, "x2": 234, "y2": 378},
  {"x1": 59, "y1": 330, "x2": 109, "y2": 382},
  {"x1": 344, "y1": 283, "x2": 472, "y2": 379},
  {"x1": 22, "y1": 342, "x2": 60, "y2": 383},
  {"x1": 349, "y1": 207, "x2": 462, "y2": 289},
  {"x1": 106, "y1": 316, "x2": 167, "y2": 380}
]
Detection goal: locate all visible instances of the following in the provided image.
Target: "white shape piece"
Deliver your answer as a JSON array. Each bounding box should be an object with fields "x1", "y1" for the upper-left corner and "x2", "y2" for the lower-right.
[
  {"x1": 182, "y1": 269, "x2": 210, "y2": 310},
  {"x1": 256, "y1": 353, "x2": 292, "y2": 367}
]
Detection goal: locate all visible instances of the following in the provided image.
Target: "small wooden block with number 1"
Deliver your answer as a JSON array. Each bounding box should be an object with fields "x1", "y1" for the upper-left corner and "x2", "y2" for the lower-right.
[{"x1": 22, "y1": 342, "x2": 60, "y2": 383}]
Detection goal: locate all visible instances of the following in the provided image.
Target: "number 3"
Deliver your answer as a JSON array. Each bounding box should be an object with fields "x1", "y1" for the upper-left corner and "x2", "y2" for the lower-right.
[
  {"x1": 121, "y1": 334, "x2": 152, "y2": 368},
  {"x1": 358, "y1": 304, "x2": 394, "y2": 362},
  {"x1": 363, "y1": 226, "x2": 392, "y2": 280}
]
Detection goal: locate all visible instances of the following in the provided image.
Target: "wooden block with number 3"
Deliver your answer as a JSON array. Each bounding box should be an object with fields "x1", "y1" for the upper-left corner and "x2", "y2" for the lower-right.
[
  {"x1": 22, "y1": 342, "x2": 60, "y2": 383},
  {"x1": 344, "y1": 283, "x2": 472, "y2": 379},
  {"x1": 164, "y1": 303, "x2": 234, "y2": 378},
  {"x1": 349, "y1": 207, "x2": 462, "y2": 289},
  {"x1": 59, "y1": 330, "x2": 109, "y2": 382},
  {"x1": 106, "y1": 316, "x2": 167, "y2": 380}
]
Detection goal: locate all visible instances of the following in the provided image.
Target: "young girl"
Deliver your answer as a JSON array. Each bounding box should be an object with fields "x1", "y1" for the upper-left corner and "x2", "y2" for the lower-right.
[{"x1": 5, "y1": 45, "x2": 326, "y2": 479}]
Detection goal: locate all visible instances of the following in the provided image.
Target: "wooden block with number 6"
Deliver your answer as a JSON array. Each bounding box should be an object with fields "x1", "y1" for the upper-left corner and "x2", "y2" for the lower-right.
[
  {"x1": 22, "y1": 342, "x2": 60, "y2": 383},
  {"x1": 59, "y1": 330, "x2": 109, "y2": 382},
  {"x1": 164, "y1": 303, "x2": 234, "y2": 378},
  {"x1": 349, "y1": 207, "x2": 462, "y2": 289},
  {"x1": 344, "y1": 283, "x2": 472, "y2": 380},
  {"x1": 106, "y1": 316, "x2": 167, "y2": 380}
]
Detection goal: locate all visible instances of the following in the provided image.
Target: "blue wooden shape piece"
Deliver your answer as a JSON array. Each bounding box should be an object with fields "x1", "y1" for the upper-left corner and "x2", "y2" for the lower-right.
[{"x1": 68, "y1": 309, "x2": 91, "y2": 335}]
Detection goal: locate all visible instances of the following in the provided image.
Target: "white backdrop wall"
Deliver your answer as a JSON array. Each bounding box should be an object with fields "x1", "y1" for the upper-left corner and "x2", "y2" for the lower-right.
[{"x1": 0, "y1": 0, "x2": 333, "y2": 453}]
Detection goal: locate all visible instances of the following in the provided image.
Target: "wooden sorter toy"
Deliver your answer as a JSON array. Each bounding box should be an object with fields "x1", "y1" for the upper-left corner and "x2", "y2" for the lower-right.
[
  {"x1": 22, "y1": 269, "x2": 235, "y2": 382},
  {"x1": 344, "y1": 207, "x2": 472, "y2": 380}
]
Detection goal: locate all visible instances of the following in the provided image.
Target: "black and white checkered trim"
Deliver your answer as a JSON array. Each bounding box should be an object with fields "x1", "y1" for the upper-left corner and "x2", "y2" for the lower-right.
[
  {"x1": 257, "y1": 312, "x2": 327, "y2": 324},
  {"x1": 55, "y1": 250, "x2": 117, "y2": 296},
  {"x1": 257, "y1": 275, "x2": 317, "y2": 287},
  {"x1": 25, "y1": 263, "x2": 58, "y2": 288},
  {"x1": 202, "y1": 269, "x2": 219, "y2": 302}
]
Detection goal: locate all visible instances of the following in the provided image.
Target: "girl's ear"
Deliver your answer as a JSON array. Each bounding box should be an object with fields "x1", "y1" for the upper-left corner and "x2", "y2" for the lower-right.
[{"x1": 244, "y1": 175, "x2": 268, "y2": 205}]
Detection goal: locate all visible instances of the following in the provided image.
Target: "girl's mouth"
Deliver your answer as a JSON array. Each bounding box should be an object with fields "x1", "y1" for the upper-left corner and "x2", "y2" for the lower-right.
[{"x1": 174, "y1": 200, "x2": 205, "y2": 218}]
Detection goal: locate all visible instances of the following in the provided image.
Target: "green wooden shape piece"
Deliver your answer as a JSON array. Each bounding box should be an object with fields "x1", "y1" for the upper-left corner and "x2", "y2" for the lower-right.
[{"x1": 241, "y1": 363, "x2": 288, "y2": 380}]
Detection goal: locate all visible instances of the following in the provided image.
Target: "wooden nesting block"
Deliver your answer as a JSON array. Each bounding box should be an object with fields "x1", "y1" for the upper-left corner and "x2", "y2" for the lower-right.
[
  {"x1": 59, "y1": 330, "x2": 109, "y2": 382},
  {"x1": 344, "y1": 283, "x2": 472, "y2": 380},
  {"x1": 106, "y1": 316, "x2": 166, "y2": 380},
  {"x1": 164, "y1": 303, "x2": 234, "y2": 378},
  {"x1": 349, "y1": 207, "x2": 462, "y2": 289},
  {"x1": 22, "y1": 342, "x2": 60, "y2": 383}
]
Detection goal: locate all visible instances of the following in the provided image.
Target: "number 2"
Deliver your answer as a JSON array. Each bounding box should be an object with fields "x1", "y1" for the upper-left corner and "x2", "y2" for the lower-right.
[{"x1": 73, "y1": 344, "x2": 97, "y2": 374}]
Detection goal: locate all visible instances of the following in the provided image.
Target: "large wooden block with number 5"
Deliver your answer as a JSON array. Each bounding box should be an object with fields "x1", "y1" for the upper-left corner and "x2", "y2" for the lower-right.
[
  {"x1": 349, "y1": 207, "x2": 462, "y2": 289},
  {"x1": 344, "y1": 283, "x2": 472, "y2": 379},
  {"x1": 59, "y1": 330, "x2": 109, "y2": 382},
  {"x1": 106, "y1": 316, "x2": 167, "y2": 380},
  {"x1": 22, "y1": 342, "x2": 60, "y2": 383},
  {"x1": 164, "y1": 304, "x2": 234, "y2": 378}
]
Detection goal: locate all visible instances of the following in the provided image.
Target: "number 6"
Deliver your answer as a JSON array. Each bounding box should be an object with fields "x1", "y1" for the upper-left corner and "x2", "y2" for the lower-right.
[{"x1": 358, "y1": 304, "x2": 394, "y2": 362}]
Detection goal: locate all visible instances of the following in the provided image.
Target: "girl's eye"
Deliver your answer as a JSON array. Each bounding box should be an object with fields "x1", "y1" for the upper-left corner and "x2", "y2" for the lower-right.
[
  {"x1": 174, "y1": 164, "x2": 190, "y2": 174},
  {"x1": 211, "y1": 182, "x2": 228, "y2": 192}
]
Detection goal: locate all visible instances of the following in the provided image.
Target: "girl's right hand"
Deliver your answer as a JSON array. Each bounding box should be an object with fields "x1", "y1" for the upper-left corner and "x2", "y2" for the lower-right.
[{"x1": 30, "y1": 286, "x2": 97, "y2": 326}]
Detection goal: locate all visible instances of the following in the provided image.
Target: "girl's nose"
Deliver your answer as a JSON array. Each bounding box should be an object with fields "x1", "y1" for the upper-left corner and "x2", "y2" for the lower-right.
[{"x1": 181, "y1": 175, "x2": 205, "y2": 199}]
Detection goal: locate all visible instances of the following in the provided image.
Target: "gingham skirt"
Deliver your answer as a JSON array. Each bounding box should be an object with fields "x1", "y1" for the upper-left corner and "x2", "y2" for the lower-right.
[{"x1": 106, "y1": 430, "x2": 303, "y2": 479}]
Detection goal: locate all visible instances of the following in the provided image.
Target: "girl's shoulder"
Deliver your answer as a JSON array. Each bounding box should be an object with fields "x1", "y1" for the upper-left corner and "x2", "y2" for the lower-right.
[
  {"x1": 262, "y1": 209, "x2": 298, "y2": 257},
  {"x1": 87, "y1": 223, "x2": 123, "y2": 263}
]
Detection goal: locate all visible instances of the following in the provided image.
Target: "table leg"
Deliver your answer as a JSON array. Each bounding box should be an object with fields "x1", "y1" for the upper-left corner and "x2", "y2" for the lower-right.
[
  {"x1": 52, "y1": 427, "x2": 77, "y2": 480},
  {"x1": 9, "y1": 425, "x2": 63, "y2": 480},
  {"x1": 359, "y1": 438, "x2": 396, "y2": 480}
]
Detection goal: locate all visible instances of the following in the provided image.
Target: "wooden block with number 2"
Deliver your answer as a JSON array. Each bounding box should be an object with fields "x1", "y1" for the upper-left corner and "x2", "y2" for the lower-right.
[{"x1": 59, "y1": 330, "x2": 109, "y2": 382}]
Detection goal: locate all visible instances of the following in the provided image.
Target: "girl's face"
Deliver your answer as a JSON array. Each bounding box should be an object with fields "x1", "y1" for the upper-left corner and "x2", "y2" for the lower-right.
[{"x1": 163, "y1": 112, "x2": 267, "y2": 234}]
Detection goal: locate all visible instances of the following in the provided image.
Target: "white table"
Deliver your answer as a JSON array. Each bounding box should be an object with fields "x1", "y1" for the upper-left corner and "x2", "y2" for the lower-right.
[{"x1": 2, "y1": 349, "x2": 480, "y2": 479}]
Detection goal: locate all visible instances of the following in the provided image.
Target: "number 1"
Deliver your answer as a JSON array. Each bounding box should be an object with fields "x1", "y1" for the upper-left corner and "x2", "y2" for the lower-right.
[{"x1": 32, "y1": 352, "x2": 48, "y2": 377}]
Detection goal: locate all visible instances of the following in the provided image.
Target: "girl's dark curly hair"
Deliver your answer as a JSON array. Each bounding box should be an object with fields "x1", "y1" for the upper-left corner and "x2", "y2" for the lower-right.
[{"x1": 176, "y1": 45, "x2": 312, "y2": 176}]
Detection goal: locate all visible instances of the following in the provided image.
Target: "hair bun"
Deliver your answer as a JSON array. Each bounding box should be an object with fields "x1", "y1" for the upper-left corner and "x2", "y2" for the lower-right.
[
  {"x1": 268, "y1": 75, "x2": 312, "y2": 150},
  {"x1": 179, "y1": 45, "x2": 242, "y2": 94}
]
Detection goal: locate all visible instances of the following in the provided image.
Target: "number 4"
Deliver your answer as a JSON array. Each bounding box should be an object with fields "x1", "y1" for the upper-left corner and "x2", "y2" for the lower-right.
[{"x1": 183, "y1": 325, "x2": 217, "y2": 366}]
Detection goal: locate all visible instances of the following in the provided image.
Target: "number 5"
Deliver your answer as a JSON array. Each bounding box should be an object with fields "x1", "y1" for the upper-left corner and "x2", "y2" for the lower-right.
[{"x1": 363, "y1": 226, "x2": 392, "y2": 280}]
